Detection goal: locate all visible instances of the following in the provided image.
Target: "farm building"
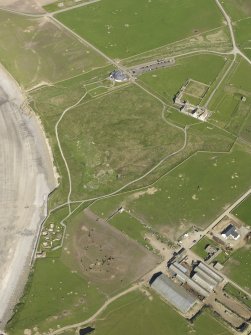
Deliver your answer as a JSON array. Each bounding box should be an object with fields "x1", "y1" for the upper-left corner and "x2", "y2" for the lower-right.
[
  {"x1": 109, "y1": 70, "x2": 128, "y2": 82},
  {"x1": 221, "y1": 224, "x2": 240, "y2": 240},
  {"x1": 195, "y1": 262, "x2": 223, "y2": 283},
  {"x1": 150, "y1": 273, "x2": 197, "y2": 313}
]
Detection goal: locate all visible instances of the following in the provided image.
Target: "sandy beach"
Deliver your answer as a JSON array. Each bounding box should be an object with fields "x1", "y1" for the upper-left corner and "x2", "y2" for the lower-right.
[{"x1": 0, "y1": 64, "x2": 56, "y2": 328}]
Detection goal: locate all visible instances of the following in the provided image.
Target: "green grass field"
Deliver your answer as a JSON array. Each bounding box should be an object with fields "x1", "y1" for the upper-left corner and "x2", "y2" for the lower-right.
[
  {"x1": 56, "y1": 0, "x2": 224, "y2": 59},
  {"x1": 6, "y1": 257, "x2": 105, "y2": 335},
  {"x1": 235, "y1": 18, "x2": 251, "y2": 61},
  {"x1": 232, "y1": 194, "x2": 251, "y2": 226},
  {"x1": 0, "y1": 10, "x2": 107, "y2": 88},
  {"x1": 224, "y1": 241, "x2": 251, "y2": 292},
  {"x1": 92, "y1": 290, "x2": 231, "y2": 335},
  {"x1": 123, "y1": 27, "x2": 231, "y2": 68},
  {"x1": 140, "y1": 54, "x2": 227, "y2": 104},
  {"x1": 91, "y1": 142, "x2": 251, "y2": 241},
  {"x1": 109, "y1": 211, "x2": 153, "y2": 250},
  {"x1": 32, "y1": 83, "x2": 185, "y2": 207},
  {"x1": 209, "y1": 57, "x2": 251, "y2": 134}
]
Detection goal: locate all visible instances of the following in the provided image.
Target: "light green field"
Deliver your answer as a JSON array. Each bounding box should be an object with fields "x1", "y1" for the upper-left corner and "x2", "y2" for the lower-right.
[
  {"x1": 56, "y1": 0, "x2": 224, "y2": 59},
  {"x1": 93, "y1": 290, "x2": 231, "y2": 335},
  {"x1": 109, "y1": 211, "x2": 153, "y2": 250},
  {"x1": 91, "y1": 143, "x2": 251, "y2": 240},
  {"x1": 232, "y1": 194, "x2": 251, "y2": 226},
  {"x1": 0, "y1": 10, "x2": 107, "y2": 88},
  {"x1": 123, "y1": 27, "x2": 231, "y2": 68},
  {"x1": 222, "y1": 0, "x2": 251, "y2": 20},
  {"x1": 209, "y1": 57, "x2": 251, "y2": 134},
  {"x1": 224, "y1": 241, "x2": 251, "y2": 292},
  {"x1": 6, "y1": 257, "x2": 105, "y2": 335},
  {"x1": 32, "y1": 83, "x2": 185, "y2": 207},
  {"x1": 140, "y1": 54, "x2": 227, "y2": 104},
  {"x1": 235, "y1": 18, "x2": 251, "y2": 61}
]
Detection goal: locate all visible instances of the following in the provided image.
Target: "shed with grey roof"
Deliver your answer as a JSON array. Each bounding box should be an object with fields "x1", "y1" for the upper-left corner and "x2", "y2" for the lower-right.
[
  {"x1": 196, "y1": 262, "x2": 223, "y2": 283},
  {"x1": 151, "y1": 273, "x2": 197, "y2": 313},
  {"x1": 192, "y1": 273, "x2": 215, "y2": 292},
  {"x1": 109, "y1": 70, "x2": 128, "y2": 82}
]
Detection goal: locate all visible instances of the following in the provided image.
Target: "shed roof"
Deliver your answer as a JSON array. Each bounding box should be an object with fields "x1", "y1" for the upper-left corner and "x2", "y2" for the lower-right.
[{"x1": 151, "y1": 273, "x2": 197, "y2": 313}]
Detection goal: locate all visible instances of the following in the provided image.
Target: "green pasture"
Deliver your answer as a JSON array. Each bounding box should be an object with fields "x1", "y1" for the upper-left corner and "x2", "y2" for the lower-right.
[
  {"x1": 93, "y1": 290, "x2": 231, "y2": 335},
  {"x1": 35, "y1": 84, "x2": 185, "y2": 206},
  {"x1": 232, "y1": 194, "x2": 251, "y2": 226},
  {"x1": 109, "y1": 211, "x2": 153, "y2": 250},
  {"x1": 91, "y1": 143, "x2": 251, "y2": 240},
  {"x1": 0, "y1": 10, "x2": 107, "y2": 88},
  {"x1": 56, "y1": 0, "x2": 224, "y2": 59},
  {"x1": 235, "y1": 18, "x2": 251, "y2": 61},
  {"x1": 140, "y1": 54, "x2": 227, "y2": 104},
  {"x1": 209, "y1": 57, "x2": 251, "y2": 134},
  {"x1": 31, "y1": 79, "x2": 184, "y2": 205},
  {"x1": 122, "y1": 27, "x2": 231, "y2": 68},
  {"x1": 6, "y1": 257, "x2": 105, "y2": 335},
  {"x1": 224, "y1": 242, "x2": 251, "y2": 292}
]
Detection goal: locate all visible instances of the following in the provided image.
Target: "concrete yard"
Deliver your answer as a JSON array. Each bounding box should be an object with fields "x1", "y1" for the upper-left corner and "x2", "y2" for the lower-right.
[{"x1": 0, "y1": 64, "x2": 56, "y2": 327}]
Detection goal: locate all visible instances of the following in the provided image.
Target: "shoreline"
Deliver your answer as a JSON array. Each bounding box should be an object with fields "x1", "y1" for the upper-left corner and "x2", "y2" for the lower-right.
[{"x1": 0, "y1": 63, "x2": 57, "y2": 329}]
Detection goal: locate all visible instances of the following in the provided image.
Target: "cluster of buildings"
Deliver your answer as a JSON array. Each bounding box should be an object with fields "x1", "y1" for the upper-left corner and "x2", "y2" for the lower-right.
[
  {"x1": 109, "y1": 58, "x2": 175, "y2": 83},
  {"x1": 174, "y1": 82, "x2": 209, "y2": 121},
  {"x1": 149, "y1": 247, "x2": 250, "y2": 331},
  {"x1": 150, "y1": 256, "x2": 224, "y2": 317}
]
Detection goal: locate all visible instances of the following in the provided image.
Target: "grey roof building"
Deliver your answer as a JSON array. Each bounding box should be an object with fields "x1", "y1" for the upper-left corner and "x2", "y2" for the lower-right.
[
  {"x1": 109, "y1": 70, "x2": 128, "y2": 82},
  {"x1": 192, "y1": 273, "x2": 215, "y2": 292},
  {"x1": 221, "y1": 224, "x2": 240, "y2": 240},
  {"x1": 196, "y1": 262, "x2": 223, "y2": 283},
  {"x1": 151, "y1": 273, "x2": 197, "y2": 313}
]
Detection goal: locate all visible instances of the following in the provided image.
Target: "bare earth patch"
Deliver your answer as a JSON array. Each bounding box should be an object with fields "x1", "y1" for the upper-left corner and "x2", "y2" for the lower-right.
[
  {"x1": 62, "y1": 208, "x2": 160, "y2": 296},
  {"x1": 0, "y1": 0, "x2": 53, "y2": 13}
]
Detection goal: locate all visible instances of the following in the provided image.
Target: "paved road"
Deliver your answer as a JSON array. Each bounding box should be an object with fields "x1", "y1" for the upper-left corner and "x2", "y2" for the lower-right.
[{"x1": 215, "y1": 0, "x2": 251, "y2": 65}]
